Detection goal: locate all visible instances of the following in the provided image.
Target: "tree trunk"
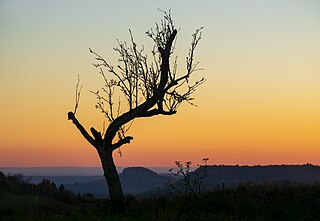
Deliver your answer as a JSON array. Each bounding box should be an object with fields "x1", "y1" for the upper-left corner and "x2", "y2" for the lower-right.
[{"x1": 99, "y1": 149, "x2": 124, "y2": 213}]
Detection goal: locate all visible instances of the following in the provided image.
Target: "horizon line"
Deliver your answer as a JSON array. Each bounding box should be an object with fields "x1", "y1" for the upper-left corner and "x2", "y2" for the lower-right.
[{"x1": 1, "y1": 163, "x2": 318, "y2": 168}]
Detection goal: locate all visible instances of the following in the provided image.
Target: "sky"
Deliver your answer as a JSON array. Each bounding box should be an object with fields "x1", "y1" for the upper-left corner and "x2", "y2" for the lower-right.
[{"x1": 1, "y1": 0, "x2": 320, "y2": 167}]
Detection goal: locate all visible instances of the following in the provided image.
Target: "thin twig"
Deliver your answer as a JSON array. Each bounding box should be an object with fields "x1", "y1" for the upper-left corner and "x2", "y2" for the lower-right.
[{"x1": 74, "y1": 75, "x2": 82, "y2": 114}]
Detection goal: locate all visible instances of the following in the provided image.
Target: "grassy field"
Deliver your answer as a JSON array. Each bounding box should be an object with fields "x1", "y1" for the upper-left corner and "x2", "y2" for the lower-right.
[{"x1": 1, "y1": 172, "x2": 320, "y2": 221}]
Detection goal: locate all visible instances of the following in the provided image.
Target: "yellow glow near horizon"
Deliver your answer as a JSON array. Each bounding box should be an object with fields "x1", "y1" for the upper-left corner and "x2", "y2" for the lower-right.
[{"x1": 0, "y1": 1, "x2": 320, "y2": 167}]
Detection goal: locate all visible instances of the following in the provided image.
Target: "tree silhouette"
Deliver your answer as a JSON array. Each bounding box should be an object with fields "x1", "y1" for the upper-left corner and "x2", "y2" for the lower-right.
[{"x1": 67, "y1": 10, "x2": 204, "y2": 212}]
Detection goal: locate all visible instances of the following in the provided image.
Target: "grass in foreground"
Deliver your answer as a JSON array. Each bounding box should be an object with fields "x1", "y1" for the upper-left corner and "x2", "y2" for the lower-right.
[{"x1": 1, "y1": 172, "x2": 320, "y2": 221}]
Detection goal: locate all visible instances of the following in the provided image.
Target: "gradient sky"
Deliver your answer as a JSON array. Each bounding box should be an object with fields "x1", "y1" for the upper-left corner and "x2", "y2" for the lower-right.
[{"x1": 1, "y1": 0, "x2": 320, "y2": 167}]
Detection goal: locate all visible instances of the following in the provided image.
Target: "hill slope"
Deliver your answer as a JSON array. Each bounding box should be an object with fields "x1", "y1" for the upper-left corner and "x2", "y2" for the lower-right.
[
  {"x1": 200, "y1": 164, "x2": 320, "y2": 187},
  {"x1": 141, "y1": 164, "x2": 320, "y2": 196},
  {"x1": 66, "y1": 167, "x2": 178, "y2": 197}
]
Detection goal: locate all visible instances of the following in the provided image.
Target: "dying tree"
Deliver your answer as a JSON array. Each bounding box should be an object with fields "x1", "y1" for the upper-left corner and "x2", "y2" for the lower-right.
[{"x1": 67, "y1": 11, "x2": 204, "y2": 212}]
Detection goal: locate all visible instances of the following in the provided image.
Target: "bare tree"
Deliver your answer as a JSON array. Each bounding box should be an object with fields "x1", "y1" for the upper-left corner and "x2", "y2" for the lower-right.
[{"x1": 67, "y1": 11, "x2": 204, "y2": 212}]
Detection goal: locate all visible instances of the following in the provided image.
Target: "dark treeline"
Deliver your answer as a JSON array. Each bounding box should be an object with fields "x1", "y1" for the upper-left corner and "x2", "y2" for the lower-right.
[
  {"x1": 0, "y1": 171, "x2": 94, "y2": 204},
  {"x1": 1, "y1": 171, "x2": 320, "y2": 221}
]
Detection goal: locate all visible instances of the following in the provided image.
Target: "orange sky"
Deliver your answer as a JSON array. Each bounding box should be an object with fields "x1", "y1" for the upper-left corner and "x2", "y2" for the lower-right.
[{"x1": 1, "y1": 1, "x2": 320, "y2": 167}]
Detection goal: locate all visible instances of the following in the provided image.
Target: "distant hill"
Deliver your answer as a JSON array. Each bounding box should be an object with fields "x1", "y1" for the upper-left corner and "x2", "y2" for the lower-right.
[
  {"x1": 141, "y1": 164, "x2": 320, "y2": 197},
  {"x1": 4, "y1": 164, "x2": 319, "y2": 198},
  {"x1": 200, "y1": 164, "x2": 320, "y2": 187},
  {"x1": 0, "y1": 166, "x2": 172, "y2": 176},
  {"x1": 65, "y1": 167, "x2": 178, "y2": 197}
]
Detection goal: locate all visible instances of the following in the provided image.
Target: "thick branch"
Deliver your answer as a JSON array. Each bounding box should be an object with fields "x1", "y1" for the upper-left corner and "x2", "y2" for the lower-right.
[
  {"x1": 158, "y1": 29, "x2": 177, "y2": 89},
  {"x1": 90, "y1": 127, "x2": 103, "y2": 146},
  {"x1": 137, "y1": 108, "x2": 176, "y2": 118},
  {"x1": 68, "y1": 112, "x2": 97, "y2": 147},
  {"x1": 165, "y1": 29, "x2": 177, "y2": 55},
  {"x1": 111, "y1": 136, "x2": 133, "y2": 151}
]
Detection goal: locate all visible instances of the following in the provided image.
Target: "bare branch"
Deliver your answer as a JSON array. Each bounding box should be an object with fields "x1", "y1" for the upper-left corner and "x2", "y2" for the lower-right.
[
  {"x1": 73, "y1": 75, "x2": 82, "y2": 114},
  {"x1": 111, "y1": 136, "x2": 133, "y2": 151},
  {"x1": 146, "y1": 9, "x2": 176, "y2": 54},
  {"x1": 186, "y1": 27, "x2": 204, "y2": 78},
  {"x1": 137, "y1": 108, "x2": 176, "y2": 118},
  {"x1": 67, "y1": 112, "x2": 97, "y2": 148},
  {"x1": 90, "y1": 127, "x2": 103, "y2": 145},
  {"x1": 89, "y1": 48, "x2": 130, "y2": 96}
]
